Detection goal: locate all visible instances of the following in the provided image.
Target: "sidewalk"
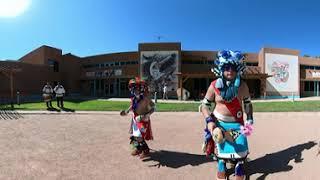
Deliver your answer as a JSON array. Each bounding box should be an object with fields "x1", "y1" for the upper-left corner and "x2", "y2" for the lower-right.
[
  {"x1": 252, "y1": 96, "x2": 320, "y2": 102},
  {"x1": 4, "y1": 110, "x2": 320, "y2": 116},
  {"x1": 13, "y1": 110, "x2": 120, "y2": 115},
  {"x1": 1, "y1": 97, "x2": 319, "y2": 116},
  {"x1": 105, "y1": 96, "x2": 320, "y2": 103},
  {"x1": 103, "y1": 98, "x2": 199, "y2": 103}
]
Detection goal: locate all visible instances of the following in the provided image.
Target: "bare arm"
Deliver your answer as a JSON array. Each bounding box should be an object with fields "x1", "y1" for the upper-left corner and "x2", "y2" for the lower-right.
[
  {"x1": 120, "y1": 105, "x2": 132, "y2": 116},
  {"x1": 200, "y1": 85, "x2": 216, "y2": 131},
  {"x1": 201, "y1": 85, "x2": 215, "y2": 118}
]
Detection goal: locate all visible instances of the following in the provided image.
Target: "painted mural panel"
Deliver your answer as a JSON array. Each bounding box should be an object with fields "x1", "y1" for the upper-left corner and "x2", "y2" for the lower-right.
[
  {"x1": 265, "y1": 53, "x2": 299, "y2": 93},
  {"x1": 140, "y1": 51, "x2": 179, "y2": 92}
]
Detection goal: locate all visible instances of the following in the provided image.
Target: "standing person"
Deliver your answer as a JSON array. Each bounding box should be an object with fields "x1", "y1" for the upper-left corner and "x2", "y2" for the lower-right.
[
  {"x1": 42, "y1": 82, "x2": 53, "y2": 109},
  {"x1": 16, "y1": 91, "x2": 20, "y2": 106},
  {"x1": 162, "y1": 83, "x2": 168, "y2": 100},
  {"x1": 54, "y1": 82, "x2": 65, "y2": 108},
  {"x1": 120, "y1": 77, "x2": 155, "y2": 158},
  {"x1": 199, "y1": 50, "x2": 254, "y2": 180}
]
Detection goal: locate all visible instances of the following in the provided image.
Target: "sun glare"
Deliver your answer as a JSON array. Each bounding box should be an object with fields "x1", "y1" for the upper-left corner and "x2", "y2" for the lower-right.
[{"x1": 0, "y1": 0, "x2": 31, "y2": 18}]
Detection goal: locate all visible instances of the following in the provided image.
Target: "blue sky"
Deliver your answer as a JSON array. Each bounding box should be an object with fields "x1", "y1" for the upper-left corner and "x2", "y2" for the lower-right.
[{"x1": 1, "y1": 0, "x2": 320, "y2": 60}]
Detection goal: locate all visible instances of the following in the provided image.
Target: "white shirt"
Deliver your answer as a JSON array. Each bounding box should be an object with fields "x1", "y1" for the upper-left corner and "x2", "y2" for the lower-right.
[
  {"x1": 42, "y1": 85, "x2": 53, "y2": 94},
  {"x1": 54, "y1": 85, "x2": 65, "y2": 97},
  {"x1": 163, "y1": 86, "x2": 167, "y2": 93}
]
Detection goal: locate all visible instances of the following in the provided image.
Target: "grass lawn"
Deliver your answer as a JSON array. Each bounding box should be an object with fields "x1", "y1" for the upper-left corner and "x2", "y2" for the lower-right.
[{"x1": 4, "y1": 99, "x2": 320, "y2": 112}]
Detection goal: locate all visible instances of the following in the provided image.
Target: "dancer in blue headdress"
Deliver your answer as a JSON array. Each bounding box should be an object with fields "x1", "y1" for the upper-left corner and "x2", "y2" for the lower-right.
[{"x1": 199, "y1": 50, "x2": 254, "y2": 180}]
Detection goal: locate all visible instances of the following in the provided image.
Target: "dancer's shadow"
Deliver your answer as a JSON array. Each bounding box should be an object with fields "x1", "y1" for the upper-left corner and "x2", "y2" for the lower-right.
[
  {"x1": 245, "y1": 141, "x2": 317, "y2": 180},
  {"x1": 142, "y1": 150, "x2": 212, "y2": 168},
  {"x1": 47, "y1": 107, "x2": 61, "y2": 112},
  {"x1": 60, "y1": 107, "x2": 75, "y2": 112}
]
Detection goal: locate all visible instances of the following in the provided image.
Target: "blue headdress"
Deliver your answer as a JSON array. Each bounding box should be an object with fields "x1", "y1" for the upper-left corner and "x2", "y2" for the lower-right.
[{"x1": 211, "y1": 50, "x2": 246, "y2": 101}]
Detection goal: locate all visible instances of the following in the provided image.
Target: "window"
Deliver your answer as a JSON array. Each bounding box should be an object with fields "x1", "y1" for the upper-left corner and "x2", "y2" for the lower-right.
[
  {"x1": 246, "y1": 62, "x2": 258, "y2": 66},
  {"x1": 182, "y1": 61, "x2": 194, "y2": 64},
  {"x1": 83, "y1": 64, "x2": 95, "y2": 69},
  {"x1": 120, "y1": 62, "x2": 125, "y2": 66},
  {"x1": 304, "y1": 81, "x2": 315, "y2": 91},
  {"x1": 48, "y1": 59, "x2": 59, "y2": 72},
  {"x1": 90, "y1": 80, "x2": 94, "y2": 96},
  {"x1": 182, "y1": 61, "x2": 190, "y2": 64},
  {"x1": 115, "y1": 62, "x2": 119, "y2": 66},
  {"x1": 304, "y1": 81, "x2": 309, "y2": 91},
  {"x1": 95, "y1": 79, "x2": 100, "y2": 90},
  {"x1": 310, "y1": 81, "x2": 315, "y2": 91},
  {"x1": 95, "y1": 72, "x2": 102, "y2": 77}
]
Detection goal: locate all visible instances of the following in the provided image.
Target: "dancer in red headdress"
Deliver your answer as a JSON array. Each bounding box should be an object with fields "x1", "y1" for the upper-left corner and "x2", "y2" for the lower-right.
[{"x1": 120, "y1": 77, "x2": 155, "y2": 158}]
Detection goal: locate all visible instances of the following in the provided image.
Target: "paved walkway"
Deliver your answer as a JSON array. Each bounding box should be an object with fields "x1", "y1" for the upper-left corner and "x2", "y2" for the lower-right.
[
  {"x1": 105, "y1": 96, "x2": 320, "y2": 103},
  {"x1": 13, "y1": 110, "x2": 120, "y2": 115},
  {"x1": 1, "y1": 96, "x2": 319, "y2": 116},
  {"x1": 0, "y1": 112, "x2": 319, "y2": 179}
]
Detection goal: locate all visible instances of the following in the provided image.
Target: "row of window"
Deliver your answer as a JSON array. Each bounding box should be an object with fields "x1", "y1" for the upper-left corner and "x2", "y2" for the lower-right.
[
  {"x1": 304, "y1": 81, "x2": 319, "y2": 91},
  {"x1": 83, "y1": 61, "x2": 138, "y2": 69},
  {"x1": 182, "y1": 61, "x2": 259, "y2": 66},
  {"x1": 301, "y1": 65, "x2": 320, "y2": 70},
  {"x1": 246, "y1": 62, "x2": 258, "y2": 66},
  {"x1": 182, "y1": 60, "x2": 215, "y2": 65},
  {"x1": 86, "y1": 69, "x2": 122, "y2": 78},
  {"x1": 83, "y1": 60, "x2": 259, "y2": 68},
  {"x1": 89, "y1": 78, "x2": 130, "y2": 96}
]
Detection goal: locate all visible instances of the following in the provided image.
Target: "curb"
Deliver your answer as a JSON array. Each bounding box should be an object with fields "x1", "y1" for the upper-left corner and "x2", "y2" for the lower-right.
[{"x1": 13, "y1": 111, "x2": 121, "y2": 115}]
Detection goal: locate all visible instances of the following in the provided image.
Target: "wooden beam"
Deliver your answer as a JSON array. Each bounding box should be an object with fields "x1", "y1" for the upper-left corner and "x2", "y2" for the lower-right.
[{"x1": 183, "y1": 76, "x2": 190, "y2": 83}]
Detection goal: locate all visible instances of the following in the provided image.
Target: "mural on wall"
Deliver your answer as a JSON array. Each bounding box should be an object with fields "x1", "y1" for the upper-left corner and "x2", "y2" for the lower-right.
[
  {"x1": 265, "y1": 53, "x2": 299, "y2": 93},
  {"x1": 306, "y1": 70, "x2": 320, "y2": 78},
  {"x1": 140, "y1": 51, "x2": 179, "y2": 93},
  {"x1": 271, "y1": 61, "x2": 289, "y2": 83}
]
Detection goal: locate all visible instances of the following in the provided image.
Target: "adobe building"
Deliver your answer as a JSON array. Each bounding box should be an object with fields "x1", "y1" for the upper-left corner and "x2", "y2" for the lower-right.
[{"x1": 1, "y1": 42, "x2": 320, "y2": 101}]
